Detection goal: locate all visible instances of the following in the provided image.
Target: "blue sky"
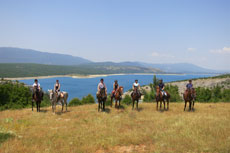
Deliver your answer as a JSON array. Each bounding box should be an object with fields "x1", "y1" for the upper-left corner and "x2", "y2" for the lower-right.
[{"x1": 0, "y1": 0, "x2": 229, "y2": 70}]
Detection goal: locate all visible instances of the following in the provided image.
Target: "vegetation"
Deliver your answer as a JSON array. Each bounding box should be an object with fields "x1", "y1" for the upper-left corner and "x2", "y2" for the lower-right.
[
  {"x1": 195, "y1": 85, "x2": 230, "y2": 102},
  {"x1": 0, "y1": 80, "x2": 50, "y2": 111},
  {"x1": 0, "y1": 63, "x2": 161, "y2": 78},
  {"x1": 68, "y1": 94, "x2": 95, "y2": 107},
  {"x1": 0, "y1": 103, "x2": 230, "y2": 152},
  {"x1": 122, "y1": 95, "x2": 132, "y2": 105}
]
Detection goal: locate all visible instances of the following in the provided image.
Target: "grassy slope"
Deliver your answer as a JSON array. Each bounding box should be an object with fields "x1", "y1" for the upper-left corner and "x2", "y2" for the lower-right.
[
  {"x1": 0, "y1": 103, "x2": 230, "y2": 153},
  {"x1": 0, "y1": 63, "x2": 161, "y2": 78}
]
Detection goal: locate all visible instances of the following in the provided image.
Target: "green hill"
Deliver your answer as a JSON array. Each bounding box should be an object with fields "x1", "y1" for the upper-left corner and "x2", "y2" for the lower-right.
[{"x1": 0, "y1": 63, "x2": 162, "y2": 78}]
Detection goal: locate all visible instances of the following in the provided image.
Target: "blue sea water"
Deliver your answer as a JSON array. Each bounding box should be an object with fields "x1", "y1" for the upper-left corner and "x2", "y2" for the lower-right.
[{"x1": 19, "y1": 74, "x2": 216, "y2": 102}]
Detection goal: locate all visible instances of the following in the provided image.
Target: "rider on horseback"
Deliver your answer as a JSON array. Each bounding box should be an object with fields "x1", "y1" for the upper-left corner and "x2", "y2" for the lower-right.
[
  {"x1": 159, "y1": 79, "x2": 167, "y2": 97},
  {"x1": 97, "y1": 78, "x2": 107, "y2": 96},
  {"x1": 54, "y1": 80, "x2": 62, "y2": 101},
  {"x1": 32, "y1": 79, "x2": 43, "y2": 100},
  {"x1": 132, "y1": 80, "x2": 141, "y2": 97},
  {"x1": 111, "y1": 80, "x2": 119, "y2": 98},
  {"x1": 185, "y1": 80, "x2": 195, "y2": 97}
]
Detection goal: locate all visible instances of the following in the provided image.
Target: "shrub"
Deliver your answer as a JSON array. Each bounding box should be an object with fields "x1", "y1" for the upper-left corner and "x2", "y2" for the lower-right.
[
  {"x1": 81, "y1": 94, "x2": 95, "y2": 104},
  {"x1": 164, "y1": 85, "x2": 182, "y2": 102},
  {"x1": 68, "y1": 98, "x2": 81, "y2": 106},
  {"x1": 122, "y1": 94, "x2": 132, "y2": 105}
]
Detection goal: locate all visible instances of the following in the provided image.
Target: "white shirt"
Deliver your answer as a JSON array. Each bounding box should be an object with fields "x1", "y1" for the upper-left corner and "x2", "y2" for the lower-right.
[
  {"x1": 133, "y1": 82, "x2": 139, "y2": 87},
  {"x1": 33, "y1": 83, "x2": 40, "y2": 88}
]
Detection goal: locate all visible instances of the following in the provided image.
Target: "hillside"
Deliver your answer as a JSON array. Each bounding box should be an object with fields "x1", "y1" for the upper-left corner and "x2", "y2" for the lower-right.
[
  {"x1": 0, "y1": 103, "x2": 230, "y2": 153},
  {"x1": 0, "y1": 47, "x2": 91, "y2": 65},
  {"x1": 0, "y1": 63, "x2": 162, "y2": 78}
]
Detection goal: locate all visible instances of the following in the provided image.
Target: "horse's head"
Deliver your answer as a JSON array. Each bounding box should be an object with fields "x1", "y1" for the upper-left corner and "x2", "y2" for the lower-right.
[
  {"x1": 48, "y1": 89, "x2": 54, "y2": 100},
  {"x1": 119, "y1": 86, "x2": 124, "y2": 94}
]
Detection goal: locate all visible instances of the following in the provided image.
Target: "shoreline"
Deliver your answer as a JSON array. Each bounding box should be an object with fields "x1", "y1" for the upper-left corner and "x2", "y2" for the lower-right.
[
  {"x1": 3, "y1": 73, "x2": 219, "y2": 81},
  {"x1": 3, "y1": 73, "x2": 189, "y2": 80}
]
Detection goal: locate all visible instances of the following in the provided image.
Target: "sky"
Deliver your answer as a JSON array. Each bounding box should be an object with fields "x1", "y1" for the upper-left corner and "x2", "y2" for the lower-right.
[{"x1": 0, "y1": 0, "x2": 229, "y2": 70}]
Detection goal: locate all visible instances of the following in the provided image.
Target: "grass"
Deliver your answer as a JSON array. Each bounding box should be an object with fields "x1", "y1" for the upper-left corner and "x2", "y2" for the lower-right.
[{"x1": 0, "y1": 103, "x2": 230, "y2": 153}]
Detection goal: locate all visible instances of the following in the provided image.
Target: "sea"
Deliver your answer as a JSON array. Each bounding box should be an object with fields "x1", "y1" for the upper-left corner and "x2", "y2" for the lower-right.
[{"x1": 19, "y1": 74, "x2": 216, "y2": 102}]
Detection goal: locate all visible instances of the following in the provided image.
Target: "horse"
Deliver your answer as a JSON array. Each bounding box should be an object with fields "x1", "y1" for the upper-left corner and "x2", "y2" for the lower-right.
[
  {"x1": 156, "y1": 86, "x2": 170, "y2": 110},
  {"x1": 131, "y1": 87, "x2": 142, "y2": 110},
  {"x1": 183, "y1": 88, "x2": 196, "y2": 111},
  {"x1": 32, "y1": 88, "x2": 43, "y2": 112},
  {"x1": 48, "y1": 89, "x2": 68, "y2": 113},
  {"x1": 111, "y1": 86, "x2": 124, "y2": 109},
  {"x1": 97, "y1": 88, "x2": 107, "y2": 112}
]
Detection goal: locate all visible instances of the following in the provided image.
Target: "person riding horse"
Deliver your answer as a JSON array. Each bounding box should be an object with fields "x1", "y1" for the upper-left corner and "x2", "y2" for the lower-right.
[
  {"x1": 111, "y1": 80, "x2": 120, "y2": 98},
  {"x1": 32, "y1": 79, "x2": 42, "y2": 100},
  {"x1": 54, "y1": 80, "x2": 62, "y2": 101},
  {"x1": 97, "y1": 78, "x2": 107, "y2": 97},
  {"x1": 132, "y1": 79, "x2": 141, "y2": 98},
  {"x1": 158, "y1": 79, "x2": 167, "y2": 98},
  {"x1": 184, "y1": 80, "x2": 196, "y2": 111}
]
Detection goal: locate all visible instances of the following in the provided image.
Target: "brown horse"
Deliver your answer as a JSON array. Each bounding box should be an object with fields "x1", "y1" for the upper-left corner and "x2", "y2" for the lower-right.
[
  {"x1": 111, "y1": 86, "x2": 124, "y2": 109},
  {"x1": 131, "y1": 87, "x2": 141, "y2": 110},
  {"x1": 183, "y1": 88, "x2": 196, "y2": 111},
  {"x1": 97, "y1": 88, "x2": 107, "y2": 112},
  {"x1": 156, "y1": 86, "x2": 170, "y2": 110},
  {"x1": 32, "y1": 88, "x2": 43, "y2": 112}
]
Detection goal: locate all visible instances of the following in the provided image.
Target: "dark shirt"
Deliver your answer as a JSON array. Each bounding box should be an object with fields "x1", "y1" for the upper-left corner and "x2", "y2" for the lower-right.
[
  {"x1": 159, "y1": 83, "x2": 165, "y2": 90},
  {"x1": 186, "y1": 83, "x2": 193, "y2": 89},
  {"x1": 115, "y1": 84, "x2": 118, "y2": 90}
]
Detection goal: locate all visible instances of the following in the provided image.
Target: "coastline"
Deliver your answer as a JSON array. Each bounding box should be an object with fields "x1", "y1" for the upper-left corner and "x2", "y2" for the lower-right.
[{"x1": 3, "y1": 73, "x2": 187, "y2": 81}]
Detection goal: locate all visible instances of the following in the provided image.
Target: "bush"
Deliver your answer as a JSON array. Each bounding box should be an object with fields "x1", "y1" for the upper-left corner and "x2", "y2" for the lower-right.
[
  {"x1": 122, "y1": 95, "x2": 132, "y2": 105},
  {"x1": 164, "y1": 85, "x2": 182, "y2": 102},
  {"x1": 81, "y1": 94, "x2": 95, "y2": 104},
  {"x1": 68, "y1": 98, "x2": 81, "y2": 106},
  {"x1": 143, "y1": 90, "x2": 155, "y2": 102}
]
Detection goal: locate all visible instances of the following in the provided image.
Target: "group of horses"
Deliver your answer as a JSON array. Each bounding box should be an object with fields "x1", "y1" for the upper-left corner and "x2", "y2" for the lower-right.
[
  {"x1": 32, "y1": 86, "x2": 196, "y2": 113},
  {"x1": 96, "y1": 86, "x2": 196, "y2": 112}
]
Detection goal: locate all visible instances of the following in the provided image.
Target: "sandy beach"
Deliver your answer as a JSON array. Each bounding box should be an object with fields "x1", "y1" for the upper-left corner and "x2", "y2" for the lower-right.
[{"x1": 3, "y1": 73, "x2": 185, "y2": 81}]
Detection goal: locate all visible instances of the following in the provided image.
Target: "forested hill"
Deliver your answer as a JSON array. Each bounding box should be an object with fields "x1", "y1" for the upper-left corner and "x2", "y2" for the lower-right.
[
  {"x1": 0, "y1": 63, "x2": 162, "y2": 78},
  {"x1": 0, "y1": 47, "x2": 91, "y2": 65}
]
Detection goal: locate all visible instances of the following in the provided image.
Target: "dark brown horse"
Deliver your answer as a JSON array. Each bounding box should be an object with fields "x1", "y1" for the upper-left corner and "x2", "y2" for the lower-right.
[
  {"x1": 156, "y1": 86, "x2": 170, "y2": 110},
  {"x1": 32, "y1": 88, "x2": 43, "y2": 112},
  {"x1": 131, "y1": 87, "x2": 141, "y2": 110},
  {"x1": 183, "y1": 88, "x2": 196, "y2": 111},
  {"x1": 111, "y1": 86, "x2": 124, "y2": 109},
  {"x1": 97, "y1": 88, "x2": 107, "y2": 112}
]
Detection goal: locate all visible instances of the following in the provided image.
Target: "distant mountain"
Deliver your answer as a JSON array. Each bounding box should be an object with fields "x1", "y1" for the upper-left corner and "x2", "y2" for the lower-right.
[
  {"x1": 0, "y1": 47, "x2": 91, "y2": 65},
  {"x1": 119, "y1": 62, "x2": 220, "y2": 74}
]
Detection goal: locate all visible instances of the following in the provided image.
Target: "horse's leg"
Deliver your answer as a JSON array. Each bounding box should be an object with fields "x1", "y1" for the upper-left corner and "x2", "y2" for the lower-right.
[
  {"x1": 62, "y1": 101, "x2": 64, "y2": 112},
  {"x1": 167, "y1": 98, "x2": 169, "y2": 110},
  {"x1": 136, "y1": 100, "x2": 138, "y2": 110},
  {"x1": 98, "y1": 102, "x2": 100, "y2": 112},
  {"x1": 66, "y1": 100, "x2": 67, "y2": 111},
  {"x1": 39, "y1": 101, "x2": 41, "y2": 112},
  {"x1": 132, "y1": 99, "x2": 134, "y2": 110},
  {"x1": 189, "y1": 101, "x2": 192, "y2": 111},
  {"x1": 118, "y1": 99, "x2": 120, "y2": 109},
  {"x1": 160, "y1": 100, "x2": 162, "y2": 109},
  {"x1": 103, "y1": 100, "x2": 105, "y2": 111},
  {"x1": 192, "y1": 100, "x2": 195, "y2": 110},
  {"x1": 111, "y1": 97, "x2": 113, "y2": 107},
  {"x1": 36, "y1": 101, "x2": 39, "y2": 112},
  {"x1": 163, "y1": 100, "x2": 165, "y2": 110},
  {"x1": 32, "y1": 100, "x2": 34, "y2": 111},
  {"x1": 184, "y1": 101, "x2": 187, "y2": 111}
]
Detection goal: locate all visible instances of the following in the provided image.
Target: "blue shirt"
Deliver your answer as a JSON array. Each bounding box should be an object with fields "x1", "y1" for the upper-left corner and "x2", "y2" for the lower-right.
[
  {"x1": 159, "y1": 83, "x2": 164, "y2": 90},
  {"x1": 186, "y1": 83, "x2": 193, "y2": 89}
]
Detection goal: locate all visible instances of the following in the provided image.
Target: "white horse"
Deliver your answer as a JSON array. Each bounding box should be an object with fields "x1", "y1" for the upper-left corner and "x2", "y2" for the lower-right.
[{"x1": 48, "y1": 89, "x2": 68, "y2": 113}]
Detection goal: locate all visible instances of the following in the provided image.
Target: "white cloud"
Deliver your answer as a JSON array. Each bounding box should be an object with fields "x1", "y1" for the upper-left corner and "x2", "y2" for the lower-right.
[
  {"x1": 210, "y1": 47, "x2": 230, "y2": 54},
  {"x1": 187, "y1": 48, "x2": 196, "y2": 52},
  {"x1": 151, "y1": 51, "x2": 175, "y2": 58}
]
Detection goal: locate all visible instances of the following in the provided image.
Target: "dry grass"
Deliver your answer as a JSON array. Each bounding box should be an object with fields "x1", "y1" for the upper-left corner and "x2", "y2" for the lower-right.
[{"x1": 0, "y1": 103, "x2": 230, "y2": 153}]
